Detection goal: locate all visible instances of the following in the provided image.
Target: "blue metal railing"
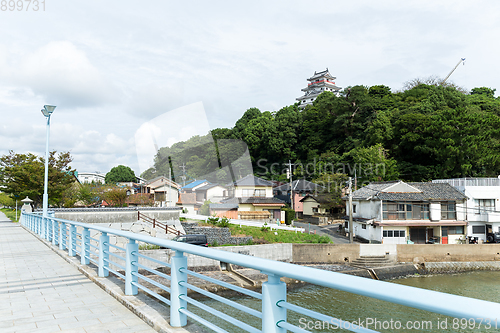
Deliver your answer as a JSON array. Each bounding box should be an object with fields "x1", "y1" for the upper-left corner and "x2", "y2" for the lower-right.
[{"x1": 21, "y1": 212, "x2": 500, "y2": 333}]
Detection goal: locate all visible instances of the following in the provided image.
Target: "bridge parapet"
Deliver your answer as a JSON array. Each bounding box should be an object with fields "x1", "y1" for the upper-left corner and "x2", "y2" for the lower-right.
[{"x1": 21, "y1": 212, "x2": 500, "y2": 333}]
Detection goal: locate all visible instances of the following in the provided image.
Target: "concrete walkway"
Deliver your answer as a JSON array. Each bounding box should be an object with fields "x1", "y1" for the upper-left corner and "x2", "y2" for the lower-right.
[{"x1": 0, "y1": 212, "x2": 157, "y2": 333}]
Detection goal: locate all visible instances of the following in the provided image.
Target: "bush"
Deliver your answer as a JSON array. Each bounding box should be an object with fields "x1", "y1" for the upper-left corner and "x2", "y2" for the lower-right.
[
  {"x1": 207, "y1": 216, "x2": 219, "y2": 225},
  {"x1": 282, "y1": 207, "x2": 295, "y2": 225},
  {"x1": 260, "y1": 222, "x2": 270, "y2": 232},
  {"x1": 217, "y1": 217, "x2": 230, "y2": 228}
]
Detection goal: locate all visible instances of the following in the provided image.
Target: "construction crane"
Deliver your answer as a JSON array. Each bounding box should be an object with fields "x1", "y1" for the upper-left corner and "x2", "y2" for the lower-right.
[{"x1": 441, "y1": 58, "x2": 466, "y2": 84}]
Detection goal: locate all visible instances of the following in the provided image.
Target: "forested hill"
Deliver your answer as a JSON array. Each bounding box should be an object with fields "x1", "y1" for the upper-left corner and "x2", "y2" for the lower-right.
[{"x1": 142, "y1": 84, "x2": 500, "y2": 184}]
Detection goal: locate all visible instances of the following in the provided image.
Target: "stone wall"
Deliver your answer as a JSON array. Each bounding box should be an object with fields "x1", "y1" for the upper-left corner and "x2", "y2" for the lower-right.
[
  {"x1": 396, "y1": 244, "x2": 500, "y2": 263},
  {"x1": 181, "y1": 222, "x2": 252, "y2": 245},
  {"x1": 292, "y1": 243, "x2": 361, "y2": 264},
  {"x1": 47, "y1": 207, "x2": 180, "y2": 224}
]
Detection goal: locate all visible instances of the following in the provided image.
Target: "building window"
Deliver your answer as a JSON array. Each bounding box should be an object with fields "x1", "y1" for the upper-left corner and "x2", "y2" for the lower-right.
[
  {"x1": 475, "y1": 199, "x2": 494, "y2": 214},
  {"x1": 361, "y1": 224, "x2": 366, "y2": 229},
  {"x1": 383, "y1": 202, "x2": 429, "y2": 220},
  {"x1": 472, "y1": 225, "x2": 486, "y2": 234},
  {"x1": 254, "y1": 189, "x2": 266, "y2": 197},
  {"x1": 242, "y1": 189, "x2": 253, "y2": 197},
  {"x1": 383, "y1": 230, "x2": 406, "y2": 237},
  {"x1": 312, "y1": 207, "x2": 318, "y2": 213},
  {"x1": 442, "y1": 226, "x2": 464, "y2": 236},
  {"x1": 441, "y1": 202, "x2": 456, "y2": 220},
  {"x1": 353, "y1": 204, "x2": 357, "y2": 213}
]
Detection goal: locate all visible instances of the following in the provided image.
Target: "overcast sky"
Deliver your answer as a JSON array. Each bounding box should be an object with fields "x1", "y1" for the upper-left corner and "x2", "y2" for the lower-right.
[{"x1": 1, "y1": 0, "x2": 499, "y2": 176}]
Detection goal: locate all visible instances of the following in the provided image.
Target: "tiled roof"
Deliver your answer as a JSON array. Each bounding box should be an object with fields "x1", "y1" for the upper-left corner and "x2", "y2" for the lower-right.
[
  {"x1": 299, "y1": 194, "x2": 333, "y2": 204},
  {"x1": 350, "y1": 181, "x2": 467, "y2": 201},
  {"x1": 274, "y1": 179, "x2": 324, "y2": 192},
  {"x1": 209, "y1": 203, "x2": 239, "y2": 210},
  {"x1": 196, "y1": 183, "x2": 225, "y2": 191},
  {"x1": 177, "y1": 193, "x2": 197, "y2": 205},
  {"x1": 228, "y1": 175, "x2": 273, "y2": 187}
]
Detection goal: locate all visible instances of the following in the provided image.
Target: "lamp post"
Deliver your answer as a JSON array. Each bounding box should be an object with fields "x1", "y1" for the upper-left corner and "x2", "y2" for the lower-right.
[{"x1": 41, "y1": 105, "x2": 56, "y2": 219}]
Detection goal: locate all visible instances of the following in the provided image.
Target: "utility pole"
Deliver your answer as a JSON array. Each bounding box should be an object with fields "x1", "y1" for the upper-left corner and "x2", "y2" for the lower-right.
[
  {"x1": 168, "y1": 167, "x2": 172, "y2": 208},
  {"x1": 348, "y1": 177, "x2": 353, "y2": 243},
  {"x1": 179, "y1": 163, "x2": 187, "y2": 187}
]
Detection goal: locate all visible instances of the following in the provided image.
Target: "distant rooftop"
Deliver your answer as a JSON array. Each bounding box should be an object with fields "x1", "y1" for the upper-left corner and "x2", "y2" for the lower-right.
[{"x1": 182, "y1": 180, "x2": 209, "y2": 189}]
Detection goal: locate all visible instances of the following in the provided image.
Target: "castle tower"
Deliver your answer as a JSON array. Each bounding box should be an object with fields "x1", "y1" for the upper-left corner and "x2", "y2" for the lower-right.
[{"x1": 296, "y1": 69, "x2": 341, "y2": 108}]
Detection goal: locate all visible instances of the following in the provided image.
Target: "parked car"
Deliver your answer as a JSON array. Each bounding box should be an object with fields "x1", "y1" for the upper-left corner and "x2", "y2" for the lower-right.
[
  {"x1": 486, "y1": 232, "x2": 500, "y2": 244},
  {"x1": 172, "y1": 234, "x2": 208, "y2": 247}
]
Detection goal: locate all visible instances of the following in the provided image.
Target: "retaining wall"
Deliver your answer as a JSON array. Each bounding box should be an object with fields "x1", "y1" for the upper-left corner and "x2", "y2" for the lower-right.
[
  {"x1": 396, "y1": 244, "x2": 500, "y2": 263},
  {"x1": 47, "y1": 207, "x2": 180, "y2": 224},
  {"x1": 181, "y1": 222, "x2": 253, "y2": 245},
  {"x1": 292, "y1": 243, "x2": 360, "y2": 264}
]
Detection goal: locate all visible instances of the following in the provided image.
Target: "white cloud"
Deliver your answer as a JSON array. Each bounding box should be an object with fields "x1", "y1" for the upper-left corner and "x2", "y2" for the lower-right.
[{"x1": 12, "y1": 41, "x2": 119, "y2": 107}]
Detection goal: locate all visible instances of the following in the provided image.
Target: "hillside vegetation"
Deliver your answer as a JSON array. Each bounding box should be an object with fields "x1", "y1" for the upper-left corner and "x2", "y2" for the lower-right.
[{"x1": 142, "y1": 85, "x2": 500, "y2": 185}]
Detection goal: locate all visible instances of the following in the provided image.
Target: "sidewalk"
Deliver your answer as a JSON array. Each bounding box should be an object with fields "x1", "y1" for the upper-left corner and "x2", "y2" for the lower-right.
[{"x1": 0, "y1": 212, "x2": 157, "y2": 333}]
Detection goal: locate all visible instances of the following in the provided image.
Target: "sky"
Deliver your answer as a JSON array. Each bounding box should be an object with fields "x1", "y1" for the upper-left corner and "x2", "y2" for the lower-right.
[{"x1": 1, "y1": 0, "x2": 499, "y2": 177}]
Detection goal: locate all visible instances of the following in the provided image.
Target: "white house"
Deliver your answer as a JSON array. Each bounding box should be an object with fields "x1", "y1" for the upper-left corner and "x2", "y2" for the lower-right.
[
  {"x1": 77, "y1": 172, "x2": 106, "y2": 184},
  {"x1": 433, "y1": 178, "x2": 500, "y2": 242},
  {"x1": 345, "y1": 181, "x2": 467, "y2": 244},
  {"x1": 195, "y1": 183, "x2": 228, "y2": 203},
  {"x1": 140, "y1": 176, "x2": 181, "y2": 207}
]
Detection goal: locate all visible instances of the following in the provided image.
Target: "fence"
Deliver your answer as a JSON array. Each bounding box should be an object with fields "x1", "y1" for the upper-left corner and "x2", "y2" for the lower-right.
[{"x1": 21, "y1": 212, "x2": 500, "y2": 333}]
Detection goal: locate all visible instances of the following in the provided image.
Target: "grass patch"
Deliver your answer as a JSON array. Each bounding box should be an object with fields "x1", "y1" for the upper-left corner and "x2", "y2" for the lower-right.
[
  {"x1": 139, "y1": 244, "x2": 161, "y2": 250},
  {"x1": 227, "y1": 224, "x2": 332, "y2": 244},
  {"x1": 1, "y1": 208, "x2": 20, "y2": 222}
]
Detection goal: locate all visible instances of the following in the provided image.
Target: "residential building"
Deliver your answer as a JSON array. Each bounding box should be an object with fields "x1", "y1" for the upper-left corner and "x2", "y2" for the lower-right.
[
  {"x1": 211, "y1": 175, "x2": 285, "y2": 220},
  {"x1": 433, "y1": 178, "x2": 500, "y2": 242},
  {"x1": 76, "y1": 171, "x2": 105, "y2": 184},
  {"x1": 345, "y1": 181, "x2": 467, "y2": 244},
  {"x1": 296, "y1": 69, "x2": 342, "y2": 108},
  {"x1": 195, "y1": 183, "x2": 228, "y2": 203},
  {"x1": 274, "y1": 179, "x2": 324, "y2": 218},
  {"x1": 176, "y1": 193, "x2": 198, "y2": 214},
  {"x1": 181, "y1": 180, "x2": 210, "y2": 193},
  {"x1": 139, "y1": 176, "x2": 180, "y2": 207}
]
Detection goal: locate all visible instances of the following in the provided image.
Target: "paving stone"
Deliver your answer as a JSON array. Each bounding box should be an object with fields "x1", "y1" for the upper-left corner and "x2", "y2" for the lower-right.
[{"x1": 0, "y1": 216, "x2": 156, "y2": 333}]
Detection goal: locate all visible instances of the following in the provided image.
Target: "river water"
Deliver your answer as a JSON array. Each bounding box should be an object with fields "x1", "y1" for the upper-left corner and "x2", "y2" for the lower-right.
[{"x1": 195, "y1": 271, "x2": 500, "y2": 333}]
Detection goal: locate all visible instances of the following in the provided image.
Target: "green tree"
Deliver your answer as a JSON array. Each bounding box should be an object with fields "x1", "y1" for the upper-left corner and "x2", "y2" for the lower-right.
[
  {"x1": 104, "y1": 186, "x2": 128, "y2": 207},
  {"x1": 470, "y1": 87, "x2": 496, "y2": 98},
  {"x1": 0, "y1": 150, "x2": 75, "y2": 208},
  {"x1": 0, "y1": 192, "x2": 15, "y2": 207},
  {"x1": 105, "y1": 165, "x2": 136, "y2": 184}
]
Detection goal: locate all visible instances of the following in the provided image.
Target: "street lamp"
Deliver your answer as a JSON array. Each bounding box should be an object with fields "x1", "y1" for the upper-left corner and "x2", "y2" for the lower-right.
[{"x1": 41, "y1": 105, "x2": 56, "y2": 219}]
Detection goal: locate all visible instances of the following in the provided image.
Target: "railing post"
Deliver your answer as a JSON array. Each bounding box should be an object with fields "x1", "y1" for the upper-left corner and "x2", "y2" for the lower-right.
[
  {"x1": 262, "y1": 273, "x2": 287, "y2": 333},
  {"x1": 59, "y1": 222, "x2": 67, "y2": 250},
  {"x1": 51, "y1": 218, "x2": 57, "y2": 245},
  {"x1": 170, "y1": 250, "x2": 188, "y2": 327},
  {"x1": 125, "y1": 239, "x2": 138, "y2": 295},
  {"x1": 99, "y1": 232, "x2": 110, "y2": 277},
  {"x1": 68, "y1": 225, "x2": 77, "y2": 257},
  {"x1": 81, "y1": 227, "x2": 90, "y2": 265}
]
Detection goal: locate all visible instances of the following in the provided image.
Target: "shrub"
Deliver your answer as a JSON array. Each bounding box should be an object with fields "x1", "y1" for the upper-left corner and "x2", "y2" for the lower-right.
[
  {"x1": 217, "y1": 217, "x2": 230, "y2": 228},
  {"x1": 207, "y1": 216, "x2": 219, "y2": 225},
  {"x1": 282, "y1": 207, "x2": 295, "y2": 225}
]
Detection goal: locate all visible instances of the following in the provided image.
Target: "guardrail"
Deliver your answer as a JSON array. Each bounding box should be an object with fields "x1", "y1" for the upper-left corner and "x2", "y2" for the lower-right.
[
  {"x1": 138, "y1": 211, "x2": 184, "y2": 236},
  {"x1": 21, "y1": 212, "x2": 500, "y2": 333}
]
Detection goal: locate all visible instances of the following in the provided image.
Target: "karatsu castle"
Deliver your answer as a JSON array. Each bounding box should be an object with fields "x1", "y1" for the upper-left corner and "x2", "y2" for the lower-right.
[{"x1": 296, "y1": 68, "x2": 342, "y2": 108}]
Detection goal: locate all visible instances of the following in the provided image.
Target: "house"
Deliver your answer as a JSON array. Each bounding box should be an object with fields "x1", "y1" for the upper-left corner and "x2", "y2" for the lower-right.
[
  {"x1": 76, "y1": 171, "x2": 106, "y2": 184},
  {"x1": 274, "y1": 179, "x2": 324, "y2": 218},
  {"x1": 176, "y1": 193, "x2": 198, "y2": 214},
  {"x1": 210, "y1": 175, "x2": 285, "y2": 220},
  {"x1": 181, "y1": 180, "x2": 210, "y2": 193},
  {"x1": 139, "y1": 176, "x2": 181, "y2": 207},
  {"x1": 195, "y1": 183, "x2": 228, "y2": 203},
  {"x1": 344, "y1": 181, "x2": 467, "y2": 244},
  {"x1": 300, "y1": 194, "x2": 334, "y2": 216},
  {"x1": 433, "y1": 178, "x2": 500, "y2": 243}
]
